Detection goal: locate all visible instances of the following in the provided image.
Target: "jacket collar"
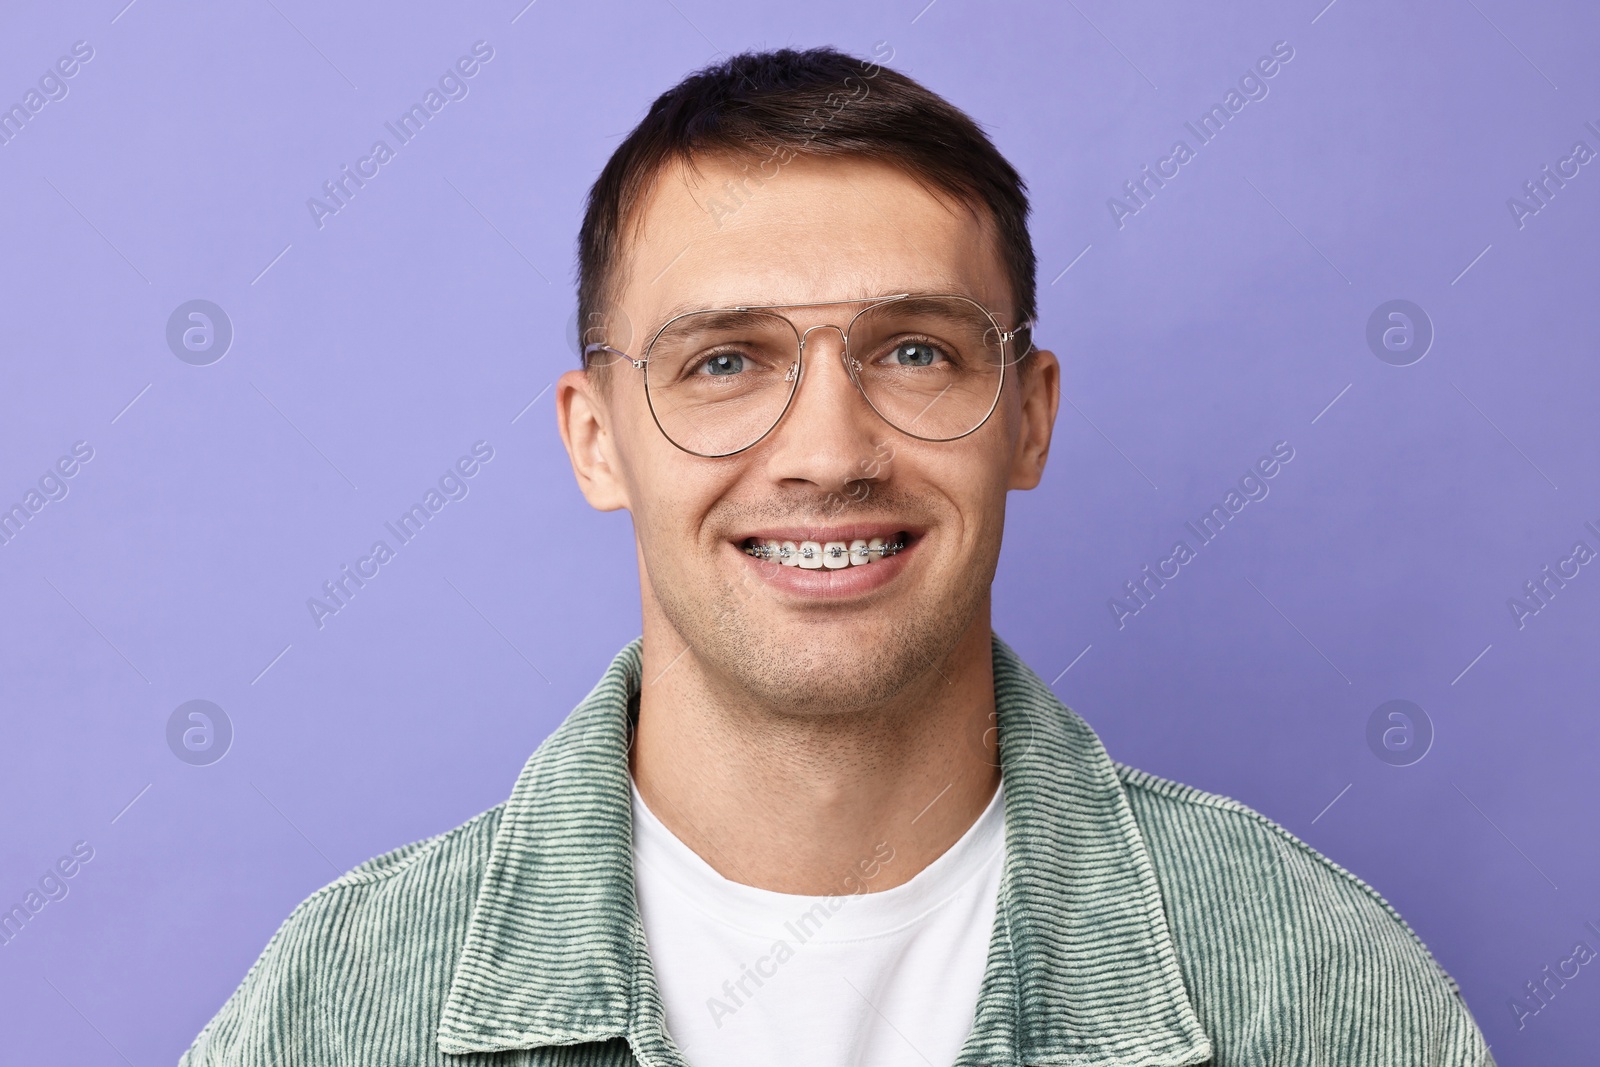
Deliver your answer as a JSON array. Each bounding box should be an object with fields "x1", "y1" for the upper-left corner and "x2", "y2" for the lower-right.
[{"x1": 437, "y1": 635, "x2": 1212, "y2": 1067}]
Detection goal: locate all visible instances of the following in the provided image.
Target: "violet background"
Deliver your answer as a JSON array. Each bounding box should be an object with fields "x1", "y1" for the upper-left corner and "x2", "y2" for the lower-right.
[{"x1": 2, "y1": 0, "x2": 1596, "y2": 1063}]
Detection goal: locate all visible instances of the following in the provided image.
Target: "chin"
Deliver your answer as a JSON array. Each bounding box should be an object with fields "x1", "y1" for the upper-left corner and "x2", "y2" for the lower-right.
[
  {"x1": 771, "y1": 634, "x2": 908, "y2": 710},
  {"x1": 711, "y1": 594, "x2": 982, "y2": 716}
]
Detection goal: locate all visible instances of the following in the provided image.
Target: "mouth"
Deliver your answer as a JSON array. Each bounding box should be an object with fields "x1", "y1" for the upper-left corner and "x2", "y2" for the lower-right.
[
  {"x1": 739, "y1": 530, "x2": 912, "y2": 569},
  {"x1": 729, "y1": 524, "x2": 928, "y2": 601}
]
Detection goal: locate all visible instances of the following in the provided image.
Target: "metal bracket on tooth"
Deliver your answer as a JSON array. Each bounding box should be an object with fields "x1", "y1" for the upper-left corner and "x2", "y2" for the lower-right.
[{"x1": 743, "y1": 538, "x2": 906, "y2": 562}]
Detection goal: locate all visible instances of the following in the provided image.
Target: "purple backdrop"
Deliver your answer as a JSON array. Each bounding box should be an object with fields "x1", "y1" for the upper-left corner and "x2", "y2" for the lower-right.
[{"x1": 2, "y1": 0, "x2": 1596, "y2": 1063}]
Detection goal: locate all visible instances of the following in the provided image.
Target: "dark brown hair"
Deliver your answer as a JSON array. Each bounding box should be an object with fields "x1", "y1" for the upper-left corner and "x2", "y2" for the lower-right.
[{"x1": 575, "y1": 45, "x2": 1035, "y2": 368}]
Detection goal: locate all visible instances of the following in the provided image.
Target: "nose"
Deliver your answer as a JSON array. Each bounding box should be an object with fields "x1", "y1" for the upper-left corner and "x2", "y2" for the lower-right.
[{"x1": 759, "y1": 324, "x2": 886, "y2": 493}]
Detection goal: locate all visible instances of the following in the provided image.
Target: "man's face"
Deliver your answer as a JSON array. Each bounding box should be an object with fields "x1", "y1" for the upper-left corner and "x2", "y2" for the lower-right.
[{"x1": 558, "y1": 155, "x2": 1058, "y2": 714}]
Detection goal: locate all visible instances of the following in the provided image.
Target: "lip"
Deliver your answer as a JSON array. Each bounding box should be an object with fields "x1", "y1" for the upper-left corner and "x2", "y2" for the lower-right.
[
  {"x1": 734, "y1": 523, "x2": 921, "y2": 545},
  {"x1": 730, "y1": 526, "x2": 921, "y2": 601}
]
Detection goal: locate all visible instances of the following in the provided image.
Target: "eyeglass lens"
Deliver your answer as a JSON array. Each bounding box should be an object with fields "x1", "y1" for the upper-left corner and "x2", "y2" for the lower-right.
[{"x1": 642, "y1": 296, "x2": 1007, "y2": 457}]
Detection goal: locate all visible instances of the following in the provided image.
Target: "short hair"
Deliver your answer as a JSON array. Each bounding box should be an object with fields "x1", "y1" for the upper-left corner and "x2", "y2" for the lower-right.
[{"x1": 575, "y1": 46, "x2": 1035, "y2": 371}]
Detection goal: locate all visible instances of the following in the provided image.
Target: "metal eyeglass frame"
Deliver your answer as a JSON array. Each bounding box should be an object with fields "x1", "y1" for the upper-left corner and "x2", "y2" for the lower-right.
[{"x1": 581, "y1": 292, "x2": 1033, "y2": 459}]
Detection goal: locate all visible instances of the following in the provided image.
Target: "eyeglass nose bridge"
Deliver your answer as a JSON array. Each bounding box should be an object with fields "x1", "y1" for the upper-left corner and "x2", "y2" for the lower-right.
[{"x1": 795, "y1": 322, "x2": 863, "y2": 379}]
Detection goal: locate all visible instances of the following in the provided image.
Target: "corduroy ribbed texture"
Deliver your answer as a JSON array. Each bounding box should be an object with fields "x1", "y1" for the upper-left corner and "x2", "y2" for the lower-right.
[{"x1": 179, "y1": 635, "x2": 1494, "y2": 1067}]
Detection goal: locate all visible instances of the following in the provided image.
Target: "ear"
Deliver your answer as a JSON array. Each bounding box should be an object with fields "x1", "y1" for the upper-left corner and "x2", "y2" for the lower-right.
[
  {"x1": 557, "y1": 368, "x2": 631, "y2": 511},
  {"x1": 1008, "y1": 348, "x2": 1060, "y2": 491}
]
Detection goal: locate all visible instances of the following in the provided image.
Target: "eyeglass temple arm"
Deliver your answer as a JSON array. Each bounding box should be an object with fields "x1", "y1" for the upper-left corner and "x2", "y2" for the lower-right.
[
  {"x1": 583, "y1": 342, "x2": 647, "y2": 369},
  {"x1": 1001, "y1": 320, "x2": 1036, "y2": 351}
]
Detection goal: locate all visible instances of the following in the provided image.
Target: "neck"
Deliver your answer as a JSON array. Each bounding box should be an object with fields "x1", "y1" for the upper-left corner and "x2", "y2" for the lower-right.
[{"x1": 630, "y1": 604, "x2": 1001, "y2": 895}]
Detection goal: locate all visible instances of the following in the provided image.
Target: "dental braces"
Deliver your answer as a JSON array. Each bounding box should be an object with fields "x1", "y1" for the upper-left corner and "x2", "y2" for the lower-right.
[{"x1": 744, "y1": 537, "x2": 907, "y2": 563}]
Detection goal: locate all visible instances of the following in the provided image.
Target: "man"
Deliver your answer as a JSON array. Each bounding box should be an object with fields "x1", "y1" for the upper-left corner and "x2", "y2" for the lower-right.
[{"x1": 180, "y1": 47, "x2": 1493, "y2": 1067}]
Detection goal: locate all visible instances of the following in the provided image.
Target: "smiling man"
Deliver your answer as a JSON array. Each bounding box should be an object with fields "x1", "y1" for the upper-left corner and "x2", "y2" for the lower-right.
[{"x1": 180, "y1": 47, "x2": 1493, "y2": 1067}]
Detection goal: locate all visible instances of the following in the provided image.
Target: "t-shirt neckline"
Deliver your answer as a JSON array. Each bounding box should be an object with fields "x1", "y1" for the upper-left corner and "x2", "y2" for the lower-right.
[{"x1": 629, "y1": 776, "x2": 1005, "y2": 944}]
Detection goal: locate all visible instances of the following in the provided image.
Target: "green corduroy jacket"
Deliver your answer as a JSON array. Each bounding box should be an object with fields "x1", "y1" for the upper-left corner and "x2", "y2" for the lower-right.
[{"x1": 179, "y1": 635, "x2": 1494, "y2": 1066}]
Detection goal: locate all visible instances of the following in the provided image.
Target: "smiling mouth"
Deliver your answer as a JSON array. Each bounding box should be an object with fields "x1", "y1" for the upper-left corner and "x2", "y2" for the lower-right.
[{"x1": 740, "y1": 532, "x2": 911, "y2": 569}]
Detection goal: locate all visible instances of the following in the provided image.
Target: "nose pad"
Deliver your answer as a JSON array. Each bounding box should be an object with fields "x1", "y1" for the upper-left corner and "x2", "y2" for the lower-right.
[{"x1": 797, "y1": 323, "x2": 860, "y2": 383}]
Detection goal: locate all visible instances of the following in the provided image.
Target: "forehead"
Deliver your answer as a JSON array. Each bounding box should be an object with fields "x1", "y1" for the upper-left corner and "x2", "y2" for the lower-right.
[{"x1": 612, "y1": 154, "x2": 1012, "y2": 332}]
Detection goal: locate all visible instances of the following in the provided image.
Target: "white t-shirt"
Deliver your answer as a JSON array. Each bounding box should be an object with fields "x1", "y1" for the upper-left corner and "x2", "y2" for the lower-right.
[{"x1": 630, "y1": 779, "x2": 1006, "y2": 1067}]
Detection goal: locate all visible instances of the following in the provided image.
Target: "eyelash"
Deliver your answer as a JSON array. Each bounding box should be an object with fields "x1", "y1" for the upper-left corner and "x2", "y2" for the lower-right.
[
  {"x1": 690, "y1": 347, "x2": 758, "y2": 375},
  {"x1": 876, "y1": 336, "x2": 950, "y2": 365},
  {"x1": 684, "y1": 333, "x2": 957, "y2": 377}
]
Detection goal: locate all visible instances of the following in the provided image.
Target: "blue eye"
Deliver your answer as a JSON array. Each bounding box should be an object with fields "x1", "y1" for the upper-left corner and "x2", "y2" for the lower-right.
[
  {"x1": 702, "y1": 352, "x2": 745, "y2": 376},
  {"x1": 892, "y1": 342, "x2": 939, "y2": 367}
]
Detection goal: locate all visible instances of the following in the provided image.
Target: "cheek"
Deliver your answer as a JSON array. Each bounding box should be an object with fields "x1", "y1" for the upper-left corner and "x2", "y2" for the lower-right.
[
  {"x1": 889, "y1": 449, "x2": 994, "y2": 545},
  {"x1": 957, "y1": 439, "x2": 1016, "y2": 549},
  {"x1": 995, "y1": 371, "x2": 1042, "y2": 487},
  {"x1": 997, "y1": 375, "x2": 1029, "y2": 445},
  {"x1": 960, "y1": 397, "x2": 1026, "y2": 500},
  {"x1": 607, "y1": 384, "x2": 670, "y2": 501},
  {"x1": 614, "y1": 413, "x2": 745, "y2": 547}
]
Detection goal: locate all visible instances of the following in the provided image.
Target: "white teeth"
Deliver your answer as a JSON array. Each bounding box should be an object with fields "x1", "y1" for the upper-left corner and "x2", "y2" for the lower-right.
[
  {"x1": 743, "y1": 534, "x2": 907, "y2": 567},
  {"x1": 797, "y1": 541, "x2": 824, "y2": 569}
]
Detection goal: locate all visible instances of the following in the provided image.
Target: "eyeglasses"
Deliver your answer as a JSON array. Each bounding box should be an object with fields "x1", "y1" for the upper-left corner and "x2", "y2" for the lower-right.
[{"x1": 583, "y1": 293, "x2": 1031, "y2": 458}]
